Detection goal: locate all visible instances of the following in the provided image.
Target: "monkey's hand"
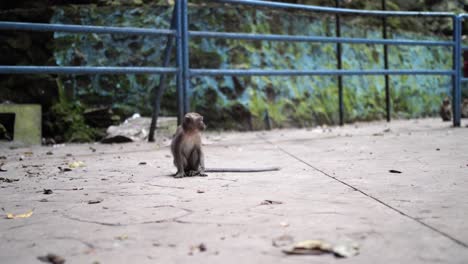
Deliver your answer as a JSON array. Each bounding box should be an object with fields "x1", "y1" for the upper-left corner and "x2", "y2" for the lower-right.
[{"x1": 174, "y1": 171, "x2": 186, "y2": 178}]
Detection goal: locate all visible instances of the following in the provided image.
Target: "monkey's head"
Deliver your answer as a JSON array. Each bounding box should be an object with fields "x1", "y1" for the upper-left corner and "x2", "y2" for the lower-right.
[
  {"x1": 182, "y1": 112, "x2": 206, "y2": 132},
  {"x1": 463, "y1": 98, "x2": 468, "y2": 105},
  {"x1": 443, "y1": 97, "x2": 450, "y2": 106}
]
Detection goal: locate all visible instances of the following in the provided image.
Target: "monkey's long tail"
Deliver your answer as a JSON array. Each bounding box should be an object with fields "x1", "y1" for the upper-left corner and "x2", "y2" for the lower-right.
[{"x1": 205, "y1": 167, "x2": 280, "y2": 173}]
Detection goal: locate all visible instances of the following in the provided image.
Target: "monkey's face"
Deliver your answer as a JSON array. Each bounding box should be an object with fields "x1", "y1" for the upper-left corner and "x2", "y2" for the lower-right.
[{"x1": 183, "y1": 112, "x2": 206, "y2": 131}]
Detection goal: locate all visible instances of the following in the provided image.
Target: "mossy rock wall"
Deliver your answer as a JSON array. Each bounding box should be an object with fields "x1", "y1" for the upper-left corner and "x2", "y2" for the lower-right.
[{"x1": 51, "y1": 3, "x2": 457, "y2": 129}]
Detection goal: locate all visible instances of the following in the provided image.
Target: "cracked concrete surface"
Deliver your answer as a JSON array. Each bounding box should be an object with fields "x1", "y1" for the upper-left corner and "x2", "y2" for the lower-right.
[{"x1": 0, "y1": 118, "x2": 467, "y2": 263}]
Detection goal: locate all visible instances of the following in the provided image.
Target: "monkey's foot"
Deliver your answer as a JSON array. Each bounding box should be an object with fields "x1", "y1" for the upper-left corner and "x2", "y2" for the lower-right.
[
  {"x1": 174, "y1": 172, "x2": 186, "y2": 178},
  {"x1": 186, "y1": 170, "x2": 207, "y2": 177},
  {"x1": 186, "y1": 170, "x2": 199, "y2": 177}
]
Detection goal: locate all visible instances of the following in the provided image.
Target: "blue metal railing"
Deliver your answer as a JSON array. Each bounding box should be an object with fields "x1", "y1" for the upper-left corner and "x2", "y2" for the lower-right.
[{"x1": 0, "y1": 0, "x2": 464, "y2": 127}]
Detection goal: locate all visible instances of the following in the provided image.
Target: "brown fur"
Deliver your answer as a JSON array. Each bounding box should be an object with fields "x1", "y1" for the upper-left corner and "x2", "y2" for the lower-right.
[
  {"x1": 440, "y1": 97, "x2": 451, "y2": 122},
  {"x1": 170, "y1": 112, "x2": 206, "y2": 178},
  {"x1": 462, "y1": 99, "x2": 468, "y2": 118}
]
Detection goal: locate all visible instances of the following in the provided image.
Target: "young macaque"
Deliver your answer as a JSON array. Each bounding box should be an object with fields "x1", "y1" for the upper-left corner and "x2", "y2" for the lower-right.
[
  {"x1": 462, "y1": 99, "x2": 468, "y2": 118},
  {"x1": 171, "y1": 112, "x2": 207, "y2": 178},
  {"x1": 440, "y1": 97, "x2": 451, "y2": 121},
  {"x1": 170, "y1": 112, "x2": 280, "y2": 178}
]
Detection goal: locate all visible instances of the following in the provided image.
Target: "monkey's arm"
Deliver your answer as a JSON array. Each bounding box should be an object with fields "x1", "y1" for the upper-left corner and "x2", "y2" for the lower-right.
[
  {"x1": 198, "y1": 147, "x2": 207, "y2": 176},
  {"x1": 205, "y1": 167, "x2": 280, "y2": 173},
  {"x1": 172, "y1": 134, "x2": 187, "y2": 178}
]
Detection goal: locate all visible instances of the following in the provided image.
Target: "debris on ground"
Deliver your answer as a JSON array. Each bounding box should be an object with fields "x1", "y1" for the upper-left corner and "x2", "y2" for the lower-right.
[
  {"x1": 6, "y1": 210, "x2": 33, "y2": 219},
  {"x1": 37, "y1": 253, "x2": 65, "y2": 264},
  {"x1": 69, "y1": 161, "x2": 85, "y2": 168},
  {"x1": 46, "y1": 151, "x2": 53, "y2": 155},
  {"x1": 0, "y1": 177, "x2": 19, "y2": 183},
  {"x1": 260, "y1": 200, "x2": 283, "y2": 205},
  {"x1": 282, "y1": 239, "x2": 359, "y2": 258},
  {"x1": 139, "y1": 162, "x2": 147, "y2": 165},
  {"x1": 101, "y1": 115, "x2": 176, "y2": 143},
  {"x1": 43, "y1": 189, "x2": 53, "y2": 195},
  {"x1": 197, "y1": 190, "x2": 205, "y2": 193},
  {"x1": 101, "y1": 114, "x2": 148, "y2": 143},
  {"x1": 283, "y1": 239, "x2": 332, "y2": 255},
  {"x1": 189, "y1": 243, "x2": 207, "y2": 255},
  {"x1": 0, "y1": 163, "x2": 7, "y2": 172},
  {"x1": 272, "y1": 235, "x2": 294, "y2": 247},
  {"x1": 88, "y1": 198, "x2": 103, "y2": 204},
  {"x1": 280, "y1": 222, "x2": 289, "y2": 227},
  {"x1": 115, "y1": 235, "x2": 128, "y2": 241},
  {"x1": 58, "y1": 167, "x2": 72, "y2": 172},
  {"x1": 389, "y1": 169, "x2": 402, "y2": 174},
  {"x1": 332, "y1": 243, "x2": 360, "y2": 258}
]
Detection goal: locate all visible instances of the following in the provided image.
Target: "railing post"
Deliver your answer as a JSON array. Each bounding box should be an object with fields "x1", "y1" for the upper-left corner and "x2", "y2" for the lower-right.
[
  {"x1": 453, "y1": 15, "x2": 462, "y2": 127},
  {"x1": 335, "y1": 0, "x2": 344, "y2": 126},
  {"x1": 148, "y1": 5, "x2": 177, "y2": 142},
  {"x1": 175, "y1": 0, "x2": 184, "y2": 124},
  {"x1": 382, "y1": 0, "x2": 390, "y2": 122},
  {"x1": 181, "y1": 0, "x2": 190, "y2": 114}
]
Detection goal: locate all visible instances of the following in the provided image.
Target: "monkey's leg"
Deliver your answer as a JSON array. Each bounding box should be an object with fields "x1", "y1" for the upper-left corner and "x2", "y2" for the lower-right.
[
  {"x1": 187, "y1": 149, "x2": 207, "y2": 177},
  {"x1": 174, "y1": 155, "x2": 187, "y2": 178},
  {"x1": 197, "y1": 148, "x2": 207, "y2": 177}
]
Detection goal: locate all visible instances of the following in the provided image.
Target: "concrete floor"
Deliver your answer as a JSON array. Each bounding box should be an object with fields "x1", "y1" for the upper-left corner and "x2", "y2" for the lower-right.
[{"x1": 0, "y1": 118, "x2": 467, "y2": 263}]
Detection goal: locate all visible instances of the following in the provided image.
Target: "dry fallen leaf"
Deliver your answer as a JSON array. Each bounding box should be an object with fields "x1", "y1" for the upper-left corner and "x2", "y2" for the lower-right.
[
  {"x1": 260, "y1": 200, "x2": 283, "y2": 205},
  {"x1": 6, "y1": 210, "x2": 33, "y2": 219},
  {"x1": 69, "y1": 161, "x2": 85, "y2": 168},
  {"x1": 37, "y1": 253, "x2": 65, "y2": 264},
  {"x1": 115, "y1": 235, "x2": 128, "y2": 241},
  {"x1": 283, "y1": 239, "x2": 333, "y2": 255},
  {"x1": 283, "y1": 239, "x2": 359, "y2": 258},
  {"x1": 88, "y1": 199, "x2": 103, "y2": 204}
]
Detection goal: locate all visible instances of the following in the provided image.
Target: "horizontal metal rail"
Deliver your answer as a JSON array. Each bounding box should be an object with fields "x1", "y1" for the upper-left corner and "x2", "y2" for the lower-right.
[
  {"x1": 216, "y1": 0, "x2": 454, "y2": 17},
  {"x1": 190, "y1": 30, "x2": 454, "y2": 46},
  {"x1": 190, "y1": 69, "x2": 454, "y2": 77},
  {"x1": 0, "y1": 66, "x2": 178, "y2": 75},
  {"x1": 0, "y1": 21, "x2": 175, "y2": 36},
  {"x1": 461, "y1": 78, "x2": 468, "y2": 82}
]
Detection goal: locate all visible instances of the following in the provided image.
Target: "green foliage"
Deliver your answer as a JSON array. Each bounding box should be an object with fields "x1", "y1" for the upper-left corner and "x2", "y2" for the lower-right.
[{"x1": 43, "y1": 79, "x2": 100, "y2": 143}]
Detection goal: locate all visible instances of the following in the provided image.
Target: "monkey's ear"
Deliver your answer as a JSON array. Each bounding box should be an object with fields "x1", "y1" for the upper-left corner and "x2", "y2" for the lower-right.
[{"x1": 184, "y1": 116, "x2": 192, "y2": 123}]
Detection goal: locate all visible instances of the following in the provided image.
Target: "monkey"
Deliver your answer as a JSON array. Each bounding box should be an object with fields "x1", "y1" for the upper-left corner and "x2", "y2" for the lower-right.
[
  {"x1": 462, "y1": 98, "x2": 468, "y2": 118},
  {"x1": 170, "y1": 112, "x2": 280, "y2": 178},
  {"x1": 171, "y1": 112, "x2": 207, "y2": 178},
  {"x1": 440, "y1": 97, "x2": 451, "y2": 121}
]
